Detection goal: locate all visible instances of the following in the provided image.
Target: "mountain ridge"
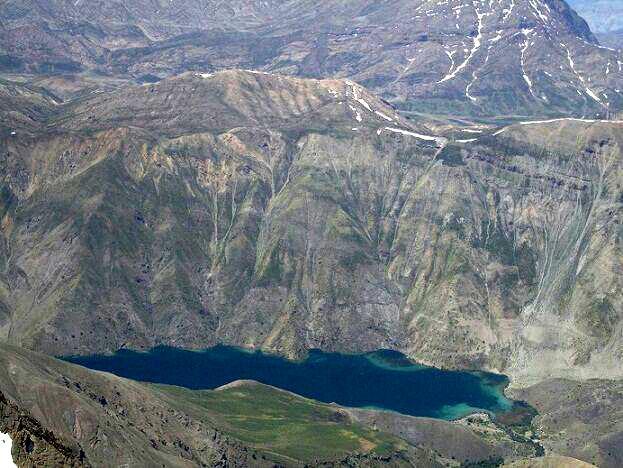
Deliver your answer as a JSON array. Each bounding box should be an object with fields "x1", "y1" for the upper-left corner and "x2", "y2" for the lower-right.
[{"x1": 2, "y1": 0, "x2": 623, "y2": 118}]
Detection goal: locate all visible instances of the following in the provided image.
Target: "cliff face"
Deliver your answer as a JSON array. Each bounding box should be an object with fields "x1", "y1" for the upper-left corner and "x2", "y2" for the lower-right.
[{"x1": 0, "y1": 71, "x2": 621, "y2": 386}]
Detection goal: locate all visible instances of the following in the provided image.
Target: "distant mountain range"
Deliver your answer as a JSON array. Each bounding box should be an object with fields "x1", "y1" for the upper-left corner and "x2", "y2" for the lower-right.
[
  {"x1": 567, "y1": 0, "x2": 623, "y2": 48},
  {"x1": 1, "y1": 0, "x2": 623, "y2": 118},
  {"x1": 567, "y1": 0, "x2": 623, "y2": 33}
]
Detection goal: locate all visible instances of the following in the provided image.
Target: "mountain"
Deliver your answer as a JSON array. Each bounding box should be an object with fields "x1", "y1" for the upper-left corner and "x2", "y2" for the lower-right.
[
  {"x1": 2, "y1": 0, "x2": 623, "y2": 117},
  {"x1": 1, "y1": 3, "x2": 623, "y2": 467},
  {"x1": 1, "y1": 70, "x2": 621, "y2": 390},
  {"x1": 597, "y1": 30, "x2": 623, "y2": 49}
]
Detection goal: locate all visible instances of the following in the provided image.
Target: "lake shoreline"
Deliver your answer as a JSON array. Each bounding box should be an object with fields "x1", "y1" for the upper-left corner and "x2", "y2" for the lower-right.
[{"x1": 62, "y1": 344, "x2": 533, "y2": 423}]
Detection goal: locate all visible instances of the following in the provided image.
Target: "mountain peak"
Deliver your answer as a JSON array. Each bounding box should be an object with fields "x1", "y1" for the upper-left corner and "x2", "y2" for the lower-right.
[{"x1": 56, "y1": 69, "x2": 437, "y2": 141}]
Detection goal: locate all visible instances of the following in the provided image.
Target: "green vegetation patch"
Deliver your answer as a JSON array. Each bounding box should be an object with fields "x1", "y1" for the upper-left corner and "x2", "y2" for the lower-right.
[{"x1": 157, "y1": 383, "x2": 405, "y2": 463}]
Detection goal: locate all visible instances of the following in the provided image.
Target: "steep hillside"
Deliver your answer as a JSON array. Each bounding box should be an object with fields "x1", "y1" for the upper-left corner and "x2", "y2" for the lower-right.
[
  {"x1": 0, "y1": 79, "x2": 58, "y2": 135},
  {"x1": 2, "y1": 0, "x2": 623, "y2": 117},
  {"x1": 0, "y1": 71, "x2": 621, "y2": 388},
  {"x1": 511, "y1": 378, "x2": 623, "y2": 468}
]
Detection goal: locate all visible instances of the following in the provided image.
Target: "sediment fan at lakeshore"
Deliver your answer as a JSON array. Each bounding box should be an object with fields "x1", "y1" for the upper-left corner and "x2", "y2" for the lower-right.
[{"x1": 2, "y1": 0, "x2": 623, "y2": 116}]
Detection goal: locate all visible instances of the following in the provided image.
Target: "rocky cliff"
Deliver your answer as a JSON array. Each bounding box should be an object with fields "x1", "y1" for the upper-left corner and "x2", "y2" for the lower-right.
[{"x1": 0, "y1": 71, "x2": 621, "y2": 388}]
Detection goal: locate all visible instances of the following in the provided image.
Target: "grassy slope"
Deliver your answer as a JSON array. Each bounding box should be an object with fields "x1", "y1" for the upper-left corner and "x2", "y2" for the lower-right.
[{"x1": 157, "y1": 382, "x2": 407, "y2": 463}]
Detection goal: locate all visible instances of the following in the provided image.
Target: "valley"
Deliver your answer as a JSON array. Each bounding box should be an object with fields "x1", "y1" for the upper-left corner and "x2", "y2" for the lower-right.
[{"x1": 0, "y1": 0, "x2": 621, "y2": 467}]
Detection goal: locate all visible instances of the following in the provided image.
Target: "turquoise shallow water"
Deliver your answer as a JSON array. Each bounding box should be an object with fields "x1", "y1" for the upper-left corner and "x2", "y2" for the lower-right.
[{"x1": 63, "y1": 346, "x2": 516, "y2": 420}]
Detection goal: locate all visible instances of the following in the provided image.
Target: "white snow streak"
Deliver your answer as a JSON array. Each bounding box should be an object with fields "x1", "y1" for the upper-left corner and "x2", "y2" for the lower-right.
[
  {"x1": 438, "y1": 6, "x2": 487, "y2": 84},
  {"x1": 518, "y1": 117, "x2": 623, "y2": 125},
  {"x1": 346, "y1": 81, "x2": 373, "y2": 112},
  {"x1": 520, "y1": 29, "x2": 536, "y2": 98},
  {"x1": 560, "y1": 43, "x2": 605, "y2": 107},
  {"x1": 494, "y1": 117, "x2": 623, "y2": 135},
  {"x1": 503, "y1": 0, "x2": 515, "y2": 22},
  {"x1": 375, "y1": 111, "x2": 394, "y2": 122},
  {"x1": 382, "y1": 127, "x2": 447, "y2": 146},
  {"x1": 349, "y1": 104, "x2": 363, "y2": 122}
]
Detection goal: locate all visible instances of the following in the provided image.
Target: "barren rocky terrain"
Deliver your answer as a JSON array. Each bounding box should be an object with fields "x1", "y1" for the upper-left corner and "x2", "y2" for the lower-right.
[
  {"x1": 0, "y1": 1, "x2": 622, "y2": 467},
  {"x1": 2, "y1": 0, "x2": 623, "y2": 117},
  {"x1": 2, "y1": 71, "x2": 622, "y2": 389}
]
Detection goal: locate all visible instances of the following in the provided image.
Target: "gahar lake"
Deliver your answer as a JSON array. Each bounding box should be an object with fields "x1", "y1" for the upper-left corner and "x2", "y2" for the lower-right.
[{"x1": 63, "y1": 346, "x2": 518, "y2": 420}]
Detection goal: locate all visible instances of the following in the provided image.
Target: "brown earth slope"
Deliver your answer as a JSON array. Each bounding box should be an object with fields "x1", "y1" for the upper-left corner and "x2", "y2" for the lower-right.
[{"x1": 0, "y1": 72, "x2": 621, "y2": 389}]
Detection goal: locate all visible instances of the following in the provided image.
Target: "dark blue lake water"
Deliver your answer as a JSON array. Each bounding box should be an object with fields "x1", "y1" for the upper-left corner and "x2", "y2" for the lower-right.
[{"x1": 63, "y1": 346, "x2": 516, "y2": 420}]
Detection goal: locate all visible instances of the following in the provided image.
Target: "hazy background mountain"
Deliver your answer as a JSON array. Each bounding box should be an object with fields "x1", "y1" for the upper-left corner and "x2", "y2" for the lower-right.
[{"x1": 567, "y1": 0, "x2": 623, "y2": 47}]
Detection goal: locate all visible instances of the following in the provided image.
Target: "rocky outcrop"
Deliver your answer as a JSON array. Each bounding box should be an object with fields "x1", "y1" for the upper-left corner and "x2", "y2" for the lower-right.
[{"x1": 0, "y1": 392, "x2": 86, "y2": 467}]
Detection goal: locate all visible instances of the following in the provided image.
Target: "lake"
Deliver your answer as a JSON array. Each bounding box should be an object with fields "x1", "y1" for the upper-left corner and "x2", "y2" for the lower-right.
[{"x1": 63, "y1": 346, "x2": 518, "y2": 420}]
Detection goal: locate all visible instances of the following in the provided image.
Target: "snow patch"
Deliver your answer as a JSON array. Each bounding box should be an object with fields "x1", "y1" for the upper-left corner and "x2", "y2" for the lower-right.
[
  {"x1": 503, "y1": 0, "x2": 515, "y2": 22},
  {"x1": 375, "y1": 111, "x2": 394, "y2": 122},
  {"x1": 0, "y1": 432, "x2": 17, "y2": 468},
  {"x1": 438, "y1": 7, "x2": 487, "y2": 84},
  {"x1": 494, "y1": 117, "x2": 623, "y2": 135},
  {"x1": 560, "y1": 43, "x2": 605, "y2": 108},
  {"x1": 520, "y1": 29, "x2": 537, "y2": 98},
  {"x1": 382, "y1": 127, "x2": 447, "y2": 146},
  {"x1": 346, "y1": 80, "x2": 373, "y2": 112},
  {"x1": 518, "y1": 117, "x2": 623, "y2": 125},
  {"x1": 348, "y1": 104, "x2": 363, "y2": 122}
]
